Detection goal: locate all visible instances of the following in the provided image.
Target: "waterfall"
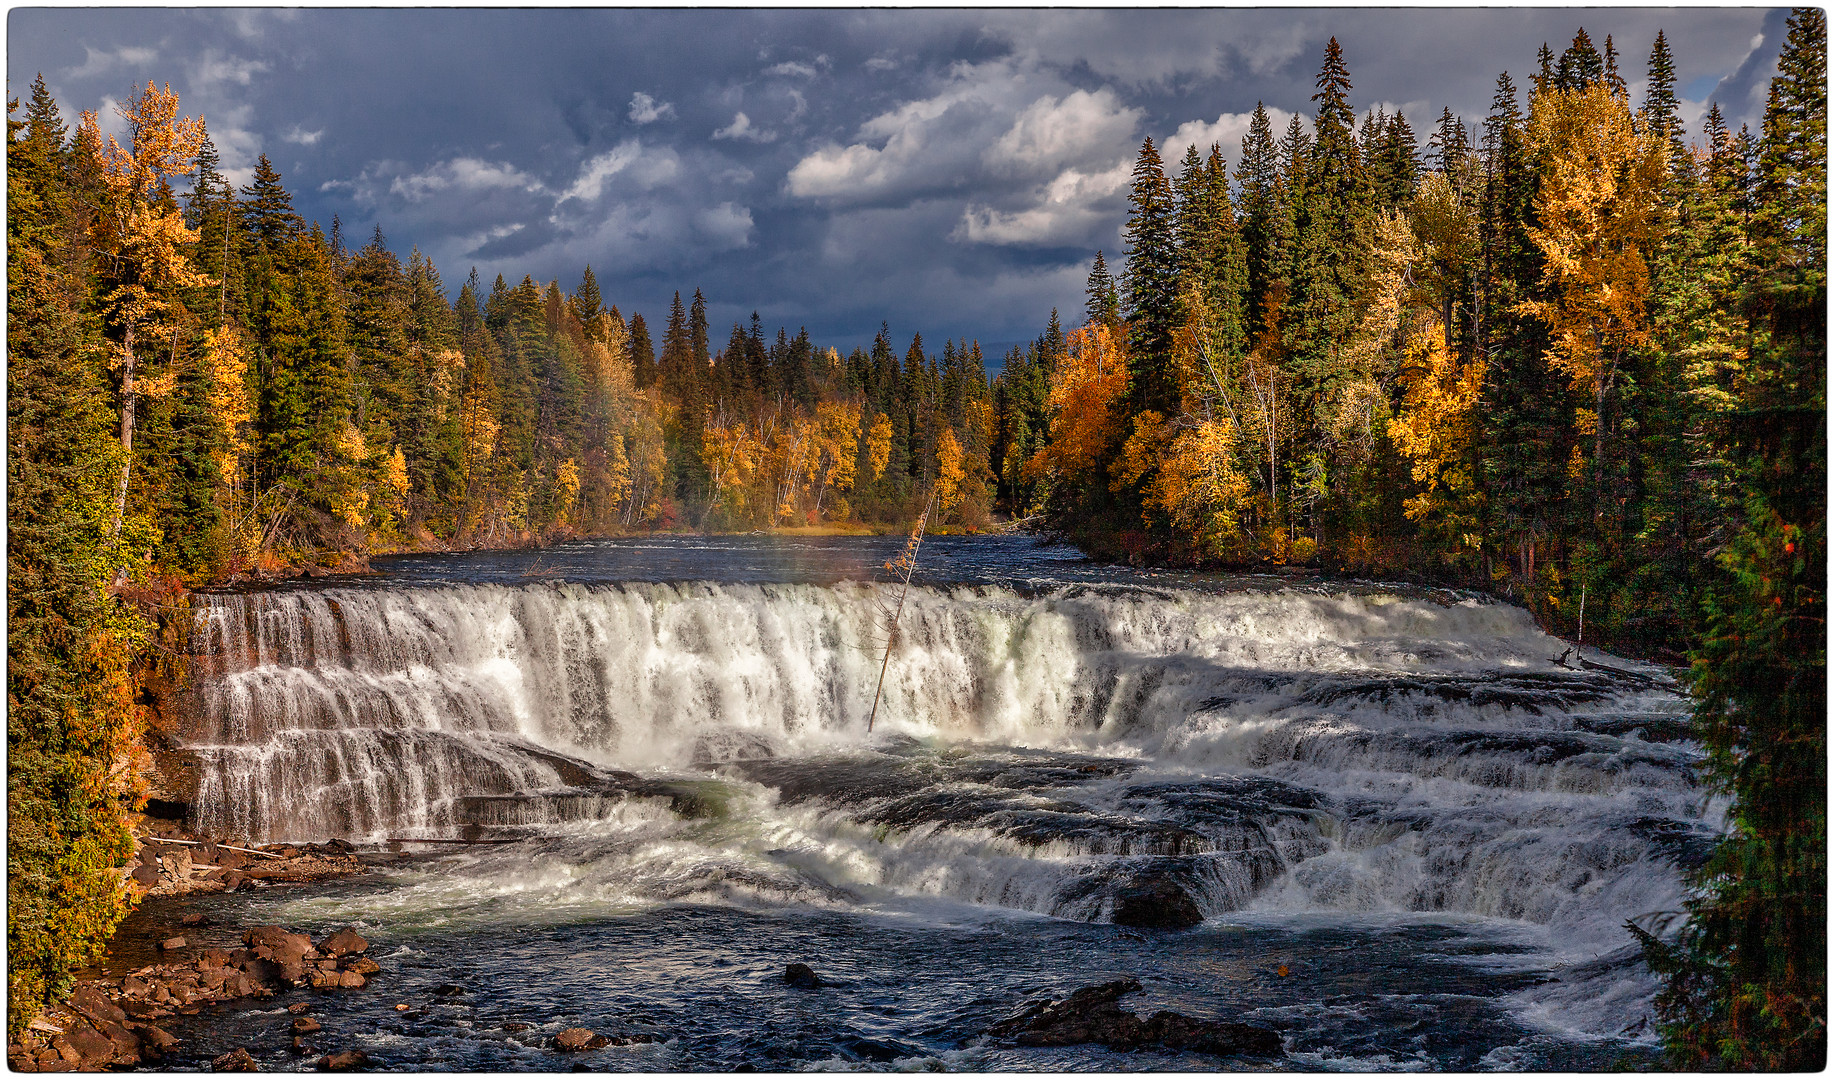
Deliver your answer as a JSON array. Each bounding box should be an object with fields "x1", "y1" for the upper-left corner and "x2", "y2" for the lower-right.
[{"x1": 182, "y1": 579, "x2": 1707, "y2": 957}]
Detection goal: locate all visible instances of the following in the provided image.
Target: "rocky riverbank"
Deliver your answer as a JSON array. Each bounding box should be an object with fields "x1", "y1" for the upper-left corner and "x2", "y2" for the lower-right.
[{"x1": 8, "y1": 925, "x2": 378, "y2": 1072}]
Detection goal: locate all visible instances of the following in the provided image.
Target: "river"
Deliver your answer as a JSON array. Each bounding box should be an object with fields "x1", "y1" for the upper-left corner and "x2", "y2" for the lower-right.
[{"x1": 140, "y1": 534, "x2": 1710, "y2": 1070}]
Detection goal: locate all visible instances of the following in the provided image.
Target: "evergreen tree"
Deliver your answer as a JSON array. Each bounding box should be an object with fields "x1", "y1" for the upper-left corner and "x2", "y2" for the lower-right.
[
  {"x1": 239, "y1": 154, "x2": 302, "y2": 249},
  {"x1": 1642, "y1": 30, "x2": 1686, "y2": 166},
  {"x1": 1639, "y1": 24, "x2": 1827, "y2": 1066},
  {"x1": 1288, "y1": 36, "x2": 1370, "y2": 417},
  {"x1": 1121, "y1": 136, "x2": 1181, "y2": 413},
  {"x1": 8, "y1": 92, "x2": 151, "y2": 1030},
  {"x1": 629, "y1": 313, "x2": 655, "y2": 388},
  {"x1": 1085, "y1": 250, "x2": 1120, "y2": 328},
  {"x1": 1236, "y1": 103, "x2": 1284, "y2": 329},
  {"x1": 572, "y1": 264, "x2": 603, "y2": 326},
  {"x1": 1555, "y1": 29, "x2": 1604, "y2": 91}
]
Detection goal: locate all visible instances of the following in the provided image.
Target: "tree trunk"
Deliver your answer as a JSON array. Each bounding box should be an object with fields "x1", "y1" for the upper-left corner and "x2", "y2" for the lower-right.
[{"x1": 110, "y1": 323, "x2": 136, "y2": 541}]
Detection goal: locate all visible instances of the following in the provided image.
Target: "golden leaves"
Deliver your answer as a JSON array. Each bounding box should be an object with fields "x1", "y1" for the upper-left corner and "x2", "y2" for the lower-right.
[
  {"x1": 935, "y1": 428, "x2": 966, "y2": 513},
  {"x1": 1150, "y1": 417, "x2": 1254, "y2": 538},
  {"x1": 1387, "y1": 322, "x2": 1486, "y2": 550},
  {"x1": 1040, "y1": 322, "x2": 1130, "y2": 482},
  {"x1": 865, "y1": 412, "x2": 893, "y2": 483},
  {"x1": 1514, "y1": 80, "x2": 1666, "y2": 398},
  {"x1": 1388, "y1": 323, "x2": 1484, "y2": 491}
]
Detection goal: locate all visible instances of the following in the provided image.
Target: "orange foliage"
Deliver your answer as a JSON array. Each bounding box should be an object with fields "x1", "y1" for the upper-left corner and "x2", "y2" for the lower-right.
[{"x1": 1032, "y1": 322, "x2": 1129, "y2": 484}]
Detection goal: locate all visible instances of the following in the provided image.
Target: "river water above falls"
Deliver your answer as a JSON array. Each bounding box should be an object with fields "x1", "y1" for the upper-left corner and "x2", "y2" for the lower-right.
[{"x1": 151, "y1": 534, "x2": 1710, "y2": 1070}]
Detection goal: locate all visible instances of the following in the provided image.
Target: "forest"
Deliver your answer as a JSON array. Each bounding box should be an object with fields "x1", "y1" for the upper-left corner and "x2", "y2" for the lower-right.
[{"x1": 7, "y1": 12, "x2": 1824, "y2": 1068}]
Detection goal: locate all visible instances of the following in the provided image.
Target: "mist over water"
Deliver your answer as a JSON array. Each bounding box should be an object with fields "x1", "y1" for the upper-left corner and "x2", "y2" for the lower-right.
[{"x1": 164, "y1": 535, "x2": 1707, "y2": 1069}]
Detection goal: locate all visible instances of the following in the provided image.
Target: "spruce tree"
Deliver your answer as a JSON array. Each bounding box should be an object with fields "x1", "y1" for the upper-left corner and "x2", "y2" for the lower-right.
[
  {"x1": 1288, "y1": 36, "x2": 1369, "y2": 413},
  {"x1": 1121, "y1": 136, "x2": 1181, "y2": 413},
  {"x1": 1236, "y1": 103, "x2": 1283, "y2": 330},
  {"x1": 1084, "y1": 250, "x2": 1120, "y2": 328},
  {"x1": 1555, "y1": 29, "x2": 1604, "y2": 91},
  {"x1": 1642, "y1": 30, "x2": 1686, "y2": 167},
  {"x1": 1641, "y1": 22, "x2": 1827, "y2": 1066},
  {"x1": 239, "y1": 154, "x2": 302, "y2": 249},
  {"x1": 572, "y1": 264, "x2": 603, "y2": 326},
  {"x1": 627, "y1": 313, "x2": 654, "y2": 390}
]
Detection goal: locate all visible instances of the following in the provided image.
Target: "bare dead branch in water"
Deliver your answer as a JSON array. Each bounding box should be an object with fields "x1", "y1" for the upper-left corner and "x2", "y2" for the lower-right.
[{"x1": 867, "y1": 491, "x2": 935, "y2": 733}]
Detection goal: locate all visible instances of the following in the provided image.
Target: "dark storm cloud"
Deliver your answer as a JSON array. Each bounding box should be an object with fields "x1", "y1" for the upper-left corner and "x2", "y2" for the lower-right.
[{"x1": 8, "y1": 7, "x2": 1787, "y2": 352}]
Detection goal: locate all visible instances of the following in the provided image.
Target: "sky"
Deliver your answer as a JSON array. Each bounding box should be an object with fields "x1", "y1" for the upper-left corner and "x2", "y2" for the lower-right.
[{"x1": 8, "y1": 6, "x2": 1792, "y2": 357}]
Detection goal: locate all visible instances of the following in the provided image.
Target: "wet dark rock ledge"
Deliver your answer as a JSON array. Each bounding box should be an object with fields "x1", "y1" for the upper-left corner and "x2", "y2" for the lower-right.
[{"x1": 987, "y1": 978, "x2": 1283, "y2": 1058}]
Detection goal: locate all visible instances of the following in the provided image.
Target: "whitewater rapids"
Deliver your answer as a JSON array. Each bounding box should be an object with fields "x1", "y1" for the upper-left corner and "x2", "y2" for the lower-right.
[{"x1": 179, "y1": 574, "x2": 1711, "y2": 1045}]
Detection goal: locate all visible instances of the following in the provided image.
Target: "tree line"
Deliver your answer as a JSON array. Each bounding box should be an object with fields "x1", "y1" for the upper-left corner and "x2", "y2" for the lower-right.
[{"x1": 992, "y1": 16, "x2": 1824, "y2": 1069}]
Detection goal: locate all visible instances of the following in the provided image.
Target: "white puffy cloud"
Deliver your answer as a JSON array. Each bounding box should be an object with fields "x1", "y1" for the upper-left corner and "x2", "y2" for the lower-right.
[
  {"x1": 391, "y1": 157, "x2": 541, "y2": 201},
  {"x1": 786, "y1": 57, "x2": 1037, "y2": 200},
  {"x1": 454, "y1": 222, "x2": 525, "y2": 256},
  {"x1": 954, "y1": 160, "x2": 1130, "y2": 247},
  {"x1": 764, "y1": 60, "x2": 819, "y2": 79},
  {"x1": 555, "y1": 140, "x2": 679, "y2": 204},
  {"x1": 986, "y1": 88, "x2": 1141, "y2": 176},
  {"x1": 66, "y1": 45, "x2": 156, "y2": 79},
  {"x1": 282, "y1": 125, "x2": 323, "y2": 146},
  {"x1": 628, "y1": 92, "x2": 675, "y2": 124},
  {"x1": 192, "y1": 51, "x2": 269, "y2": 89},
  {"x1": 713, "y1": 112, "x2": 775, "y2": 143},
  {"x1": 696, "y1": 202, "x2": 754, "y2": 249}
]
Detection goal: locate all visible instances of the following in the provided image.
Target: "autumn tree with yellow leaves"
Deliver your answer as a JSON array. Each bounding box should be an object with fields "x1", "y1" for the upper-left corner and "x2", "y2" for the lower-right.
[
  {"x1": 79, "y1": 83, "x2": 210, "y2": 540},
  {"x1": 1515, "y1": 77, "x2": 1666, "y2": 518}
]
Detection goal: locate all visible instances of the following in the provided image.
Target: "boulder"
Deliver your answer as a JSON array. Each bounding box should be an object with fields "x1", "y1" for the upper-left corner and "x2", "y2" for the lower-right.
[
  {"x1": 211, "y1": 1047, "x2": 258, "y2": 1071},
  {"x1": 244, "y1": 926, "x2": 315, "y2": 984},
  {"x1": 223, "y1": 870, "x2": 248, "y2": 892},
  {"x1": 181, "y1": 912, "x2": 207, "y2": 927},
  {"x1": 69, "y1": 985, "x2": 126, "y2": 1026},
  {"x1": 140, "y1": 1026, "x2": 179, "y2": 1052},
  {"x1": 317, "y1": 929, "x2": 368, "y2": 957},
  {"x1": 1110, "y1": 877, "x2": 1204, "y2": 930},
  {"x1": 990, "y1": 979, "x2": 1148, "y2": 1047},
  {"x1": 160, "y1": 937, "x2": 188, "y2": 952},
  {"x1": 244, "y1": 926, "x2": 315, "y2": 956},
  {"x1": 131, "y1": 862, "x2": 162, "y2": 888},
  {"x1": 553, "y1": 1028, "x2": 609, "y2": 1051},
  {"x1": 292, "y1": 1018, "x2": 322, "y2": 1035},
  {"x1": 288, "y1": 1003, "x2": 311, "y2": 1015},
  {"x1": 343, "y1": 958, "x2": 380, "y2": 976},
  {"x1": 197, "y1": 948, "x2": 234, "y2": 971},
  {"x1": 58, "y1": 1023, "x2": 117, "y2": 1067},
  {"x1": 338, "y1": 972, "x2": 367, "y2": 989},
  {"x1": 783, "y1": 963, "x2": 822, "y2": 989},
  {"x1": 319, "y1": 1049, "x2": 370, "y2": 1071},
  {"x1": 988, "y1": 979, "x2": 1281, "y2": 1059},
  {"x1": 432, "y1": 984, "x2": 468, "y2": 998}
]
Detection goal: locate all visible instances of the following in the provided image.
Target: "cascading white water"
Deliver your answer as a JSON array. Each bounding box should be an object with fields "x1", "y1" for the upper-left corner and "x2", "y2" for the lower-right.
[{"x1": 185, "y1": 578, "x2": 1708, "y2": 979}]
